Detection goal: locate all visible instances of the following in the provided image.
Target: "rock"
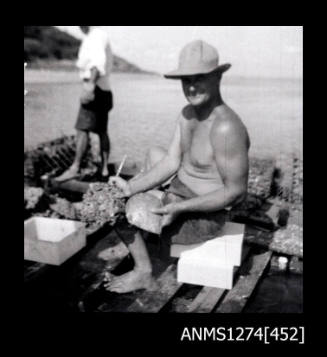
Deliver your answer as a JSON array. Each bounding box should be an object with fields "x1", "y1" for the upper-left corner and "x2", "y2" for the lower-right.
[
  {"x1": 50, "y1": 197, "x2": 77, "y2": 220},
  {"x1": 24, "y1": 186, "x2": 49, "y2": 212},
  {"x1": 289, "y1": 256, "x2": 303, "y2": 274},
  {"x1": 278, "y1": 256, "x2": 289, "y2": 270},
  {"x1": 125, "y1": 192, "x2": 162, "y2": 234},
  {"x1": 244, "y1": 224, "x2": 303, "y2": 258},
  {"x1": 270, "y1": 255, "x2": 289, "y2": 272},
  {"x1": 271, "y1": 224, "x2": 303, "y2": 257}
]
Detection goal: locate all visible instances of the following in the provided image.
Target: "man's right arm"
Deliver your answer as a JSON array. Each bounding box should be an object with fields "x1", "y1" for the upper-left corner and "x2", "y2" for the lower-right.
[
  {"x1": 80, "y1": 67, "x2": 99, "y2": 104},
  {"x1": 110, "y1": 118, "x2": 183, "y2": 197}
]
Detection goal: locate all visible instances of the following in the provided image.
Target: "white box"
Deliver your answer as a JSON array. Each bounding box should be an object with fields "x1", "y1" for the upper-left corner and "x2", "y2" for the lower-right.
[
  {"x1": 170, "y1": 242, "x2": 202, "y2": 258},
  {"x1": 171, "y1": 222, "x2": 245, "y2": 266},
  {"x1": 174, "y1": 223, "x2": 245, "y2": 289},
  {"x1": 24, "y1": 217, "x2": 86, "y2": 265},
  {"x1": 177, "y1": 255, "x2": 236, "y2": 290}
]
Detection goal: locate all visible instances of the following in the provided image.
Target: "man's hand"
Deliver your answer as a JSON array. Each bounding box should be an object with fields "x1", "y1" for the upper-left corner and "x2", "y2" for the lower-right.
[
  {"x1": 80, "y1": 82, "x2": 95, "y2": 104},
  {"x1": 151, "y1": 203, "x2": 180, "y2": 229},
  {"x1": 109, "y1": 176, "x2": 132, "y2": 197}
]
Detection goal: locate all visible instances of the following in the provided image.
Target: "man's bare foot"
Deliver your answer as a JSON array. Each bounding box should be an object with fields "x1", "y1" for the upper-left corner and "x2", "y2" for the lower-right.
[
  {"x1": 101, "y1": 168, "x2": 109, "y2": 177},
  {"x1": 103, "y1": 269, "x2": 158, "y2": 293},
  {"x1": 55, "y1": 166, "x2": 80, "y2": 182}
]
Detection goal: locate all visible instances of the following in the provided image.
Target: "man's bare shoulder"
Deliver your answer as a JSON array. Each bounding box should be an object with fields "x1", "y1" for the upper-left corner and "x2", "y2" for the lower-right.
[{"x1": 211, "y1": 105, "x2": 250, "y2": 148}]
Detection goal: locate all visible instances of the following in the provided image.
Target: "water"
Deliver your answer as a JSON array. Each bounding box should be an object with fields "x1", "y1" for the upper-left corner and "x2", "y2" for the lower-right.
[
  {"x1": 24, "y1": 70, "x2": 303, "y2": 163},
  {"x1": 244, "y1": 271, "x2": 303, "y2": 313}
]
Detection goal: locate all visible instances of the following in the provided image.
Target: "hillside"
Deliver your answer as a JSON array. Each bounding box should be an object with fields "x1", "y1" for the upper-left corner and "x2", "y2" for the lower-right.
[{"x1": 24, "y1": 26, "x2": 151, "y2": 74}]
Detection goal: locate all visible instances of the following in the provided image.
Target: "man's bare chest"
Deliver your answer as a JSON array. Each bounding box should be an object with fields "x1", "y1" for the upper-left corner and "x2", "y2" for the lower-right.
[{"x1": 181, "y1": 120, "x2": 215, "y2": 167}]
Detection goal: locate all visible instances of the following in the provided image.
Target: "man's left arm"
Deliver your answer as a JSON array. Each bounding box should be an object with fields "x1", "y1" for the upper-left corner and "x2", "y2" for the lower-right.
[{"x1": 156, "y1": 121, "x2": 249, "y2": 218}]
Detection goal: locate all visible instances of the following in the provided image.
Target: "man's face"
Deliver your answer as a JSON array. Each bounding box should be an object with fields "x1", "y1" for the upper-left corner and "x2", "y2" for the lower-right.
[
  {"x1": 80, "y1": 26, "x2": 90, "y2": 34},
  {"x1": 181, "y1": 72, "x2": 219, "y2": 107}
]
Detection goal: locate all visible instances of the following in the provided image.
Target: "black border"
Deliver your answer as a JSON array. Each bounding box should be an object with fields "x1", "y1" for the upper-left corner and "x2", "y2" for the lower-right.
[{"x1": 20, "y1": 14, "x2": 310, "y2": 350}]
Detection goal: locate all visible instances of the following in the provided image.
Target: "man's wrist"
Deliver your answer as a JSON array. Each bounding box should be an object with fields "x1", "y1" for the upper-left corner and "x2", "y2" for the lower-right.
[
  {"x1": 172, "y1": 201, "x2": 185, "y2": 214},
  {"x1": 126, "y1": 181, "x2": 133, "y2": 197},
  {"x1": 126, "y1": 178, "x2": 145, "y2": 197},
  {"x1": 83, "y1": 81, "x2": 95, "y2": 91}
]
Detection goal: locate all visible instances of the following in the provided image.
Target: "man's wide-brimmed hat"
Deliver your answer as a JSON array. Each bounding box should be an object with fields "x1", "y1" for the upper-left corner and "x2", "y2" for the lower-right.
[{"x1": 164, "y1": 40, "x2": 231, "y2": 79}]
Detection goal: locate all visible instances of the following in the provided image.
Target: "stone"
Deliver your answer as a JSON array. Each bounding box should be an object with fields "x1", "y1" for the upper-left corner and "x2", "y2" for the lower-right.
[
  {"x1": 278, "y1": 256, "x2": 289, "y2": 270},
  {"x1": 289, "y1": 256, "x2": 303, "y2": 274},
  {"x1": 24, "y1": 217, "x2": 86, "y2": 265},
  {"x1": 270, "y1": 255, "x2": 289, "y2": 272},
  {"x1": 270, "y1": 224, "x2": 303, "y2": 257},
  {"x1": 245, "y1": 224, "x2": 303, "y2": 258},
  {"x1": 24, "y1": 186, "x2": 48, "y2": 211}
]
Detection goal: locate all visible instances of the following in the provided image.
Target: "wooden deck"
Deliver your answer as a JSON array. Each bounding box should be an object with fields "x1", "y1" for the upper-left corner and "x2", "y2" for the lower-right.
[
  {"x1": 24, "y1": 144, "x2": 302, "y2": 312},
  {"x1": 24, "y1": 223, "x2": 274, "y2": 313}
]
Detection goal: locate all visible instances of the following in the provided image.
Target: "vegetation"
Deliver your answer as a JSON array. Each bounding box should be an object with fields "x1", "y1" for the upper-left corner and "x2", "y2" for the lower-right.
[
  {"x1": 24, "y1": 26, "x2": 80, "y2": 61},
  {"x1": 24, "y1": 26, "x2": 150, "y2": 73}
]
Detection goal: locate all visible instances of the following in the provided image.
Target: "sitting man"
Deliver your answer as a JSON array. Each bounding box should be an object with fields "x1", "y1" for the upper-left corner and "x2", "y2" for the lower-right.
[{"x1": 106, "y1": 40, "x2": 250, "y2": 293}]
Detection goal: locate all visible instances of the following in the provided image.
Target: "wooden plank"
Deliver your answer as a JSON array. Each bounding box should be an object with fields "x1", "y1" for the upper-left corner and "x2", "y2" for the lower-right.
[
  {"x1": 77, "y1": 245, "x2": 130, "y2": 311},
  {"x1": 182, "y1": 246, "x2": 251, "y2": 313},
  {"x1": 77, "y1": 272, "x2": 107, "y2": 312},
  {"x1": 50, "y1": 179, "x2": 90, "y2": 193},
  {"x1": 126, "y1": 264, "x2": 182, "y2": 313},
  {"x1": 215, "y1": 251, "x2": 272, "y2": 313},
  {"x1": 187, "y1": 286, "x2": 226, "y2": 313},
  {"x1": 24, "y1": 262, "x2": 50, "y2": 282}
]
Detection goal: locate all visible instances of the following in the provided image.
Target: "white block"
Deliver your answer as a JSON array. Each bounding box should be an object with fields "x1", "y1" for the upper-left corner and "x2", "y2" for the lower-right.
[
  {"x1": 24, "y1": 217, "x2": 86, "y2": 265},
  {"x1": 174, "y1": 223, "x2": 245, "y2": 289},
  {"x1": 171, "y1": 222, "x2": 245, "y2": 266},
  {"x1": 170, "y1": 242, "x2": 202, "y2": 258},
  {"x1": 177, "y1": 256, "x2": 236, "y2": 290}
]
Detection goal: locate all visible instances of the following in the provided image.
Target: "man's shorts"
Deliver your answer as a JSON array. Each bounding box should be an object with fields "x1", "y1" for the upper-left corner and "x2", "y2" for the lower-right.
[
  {"x1": 75, "y1": 86, "x2": 113, "y2": 133},
  {"x1": 160, "y1": 176, "x2": 227, "y2": 245}
]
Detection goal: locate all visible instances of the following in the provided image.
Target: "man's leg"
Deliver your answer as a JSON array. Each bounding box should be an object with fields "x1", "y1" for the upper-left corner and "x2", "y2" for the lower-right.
[
  {"x1": 104, "y1": 146, "x2": 167, "y2": 293},
  {"x1": 98, "y1": 131, "x2": 110, "y2": 177},
  {"x1": 104, "y1": 229, "x2": 157, "y2": 293},
  {"x1": 55, "y1": 130, "x2": 89, "y2": 181}
]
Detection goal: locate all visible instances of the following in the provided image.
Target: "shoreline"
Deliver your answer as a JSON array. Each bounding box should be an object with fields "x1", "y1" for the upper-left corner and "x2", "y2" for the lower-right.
[
  {"x1": 24, "y1": 67, "x2": 302, "y2": 84},
  {"x1": 24, "y1": 68, "x2": 159, "y2": 84}
]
